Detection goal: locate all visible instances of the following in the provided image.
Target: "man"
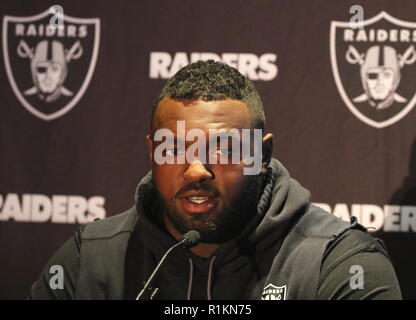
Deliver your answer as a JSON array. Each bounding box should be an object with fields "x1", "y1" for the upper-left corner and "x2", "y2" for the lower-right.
[{"x1": 29, "y1": 60, "x2": 402, "y2": 300}]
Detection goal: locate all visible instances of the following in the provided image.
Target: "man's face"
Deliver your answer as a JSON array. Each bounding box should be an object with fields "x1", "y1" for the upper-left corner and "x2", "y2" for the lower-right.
[
  {"x1": 35, "y1": 61, "x2": 63, "y2": 93},
  {"x1": 147, "y1": 97, "x2": 269, "y2": 243},
  {"x1": 366, "y1": 67, "x2": 395, "y2": 100}
]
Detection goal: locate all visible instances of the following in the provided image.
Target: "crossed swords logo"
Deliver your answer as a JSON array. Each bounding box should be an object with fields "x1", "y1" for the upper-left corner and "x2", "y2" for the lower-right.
[{"x1": 16, "y1": 39, "x2": 83, "y2": 99}]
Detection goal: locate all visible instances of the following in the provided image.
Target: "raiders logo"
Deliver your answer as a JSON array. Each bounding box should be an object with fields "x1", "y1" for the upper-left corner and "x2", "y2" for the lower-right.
[
  {"x1": 2, "y1": 7, "x2": 100, "y2": 120},
  {"x1": 261, "y1": 283, "x2": 287, "y2": 300},
  {"x1": 330, "y1": 11, "x2": 416, "y2": 128}
]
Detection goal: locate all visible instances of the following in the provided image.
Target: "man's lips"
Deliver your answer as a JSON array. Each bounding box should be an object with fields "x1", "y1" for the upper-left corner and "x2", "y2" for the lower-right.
[
  {"x1": 180, "y1": 197, "x2": 218, "y2": 213},
  {"x1": 177, "y1": 191, "x2": 219, "y2": 213}
]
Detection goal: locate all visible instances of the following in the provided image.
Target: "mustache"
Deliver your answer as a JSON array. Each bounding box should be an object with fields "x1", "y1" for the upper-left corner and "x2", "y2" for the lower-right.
[{"x1": 174, "y1": 183, "x2": 220, "y2": 199}]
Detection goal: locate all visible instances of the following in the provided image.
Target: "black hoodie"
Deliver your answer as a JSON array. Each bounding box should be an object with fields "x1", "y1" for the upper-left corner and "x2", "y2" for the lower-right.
[
  {"x1": 124, "y1": 157, "x2": 311, "y2": 300},
  {"x1": 29, "y1": 158, "x2": 402, "y2": 299}
]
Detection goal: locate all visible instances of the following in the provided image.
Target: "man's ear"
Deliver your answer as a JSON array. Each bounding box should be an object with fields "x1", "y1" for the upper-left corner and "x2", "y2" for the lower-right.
[
  {"x1": 261, "y1": 133, "x2": 273, "y2": 174},
  {"x1": 146, "y1": 134, "x2": 153, "y2": 163}
]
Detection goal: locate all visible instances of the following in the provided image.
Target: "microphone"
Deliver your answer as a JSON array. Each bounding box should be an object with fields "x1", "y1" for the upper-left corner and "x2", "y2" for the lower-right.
[
  {"x1": 179, "y1": 230, "x2": 201, "y2": 249},
  {"x1": 136, "y1": 230, "x2": 201, "y2": 300}
]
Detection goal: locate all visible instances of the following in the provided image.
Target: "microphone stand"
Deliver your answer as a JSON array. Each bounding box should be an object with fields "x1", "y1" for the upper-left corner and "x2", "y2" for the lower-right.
[{"x1": 136, "y1": 239, "x2": 186, "y2": 300}]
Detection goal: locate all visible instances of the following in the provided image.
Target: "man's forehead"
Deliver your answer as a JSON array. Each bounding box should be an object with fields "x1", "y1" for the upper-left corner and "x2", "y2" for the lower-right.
[{"x1": 153, "y1": 97, "x2": 252, "y2": 132}]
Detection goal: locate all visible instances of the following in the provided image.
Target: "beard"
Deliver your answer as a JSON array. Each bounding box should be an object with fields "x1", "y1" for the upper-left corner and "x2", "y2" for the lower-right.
[{"x1": 155, "y1": 176, "x2": 263, "y2": 244}]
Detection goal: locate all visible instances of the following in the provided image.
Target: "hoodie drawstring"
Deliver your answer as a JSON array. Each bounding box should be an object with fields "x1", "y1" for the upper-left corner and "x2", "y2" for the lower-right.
[
  {"x1": 207, "y1": 256, "x2": 216, "y2": 300},
  {"x1": 186, "y1": 256, "x2": 217, "y2": 300},
  {"x1": 186, "y1": 258, "x2": 194, "y2": 300}
]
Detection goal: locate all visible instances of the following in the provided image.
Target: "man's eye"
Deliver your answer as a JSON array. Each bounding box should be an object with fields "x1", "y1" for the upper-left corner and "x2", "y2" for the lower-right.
[
  {"x1": 212, "y1": 148, "x2": 232, "y2": 156},
  {"x1": 166, "y1": 148, "x2": 184, "y2": 156},
  {"x1": 383, "y1": 71, "x2": 392, "y2": 78},
  {"x1": 368, "y1": 72, "x2": 378, "y2": 80},
  {"x1": 37, "y1": 67, "x2": 47, "y2": 73}
]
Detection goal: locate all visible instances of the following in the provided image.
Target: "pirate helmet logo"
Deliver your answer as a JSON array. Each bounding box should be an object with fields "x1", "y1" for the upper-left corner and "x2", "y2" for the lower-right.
[
  {"x1": 2, "y1": 8, "x2": 100, "y2": 120},
  {"x1": 261, "y1": 283, "x2": 287, "y2": 300},
  {"x1": 18, "y1": 39, "x2": 83, "y2": 102},
  {"x1": 346, "y1": 44, "x2": 416, "y2": 110},
  {"x1": 330, "y1": 12, "x2": 416, "y2": 128}
]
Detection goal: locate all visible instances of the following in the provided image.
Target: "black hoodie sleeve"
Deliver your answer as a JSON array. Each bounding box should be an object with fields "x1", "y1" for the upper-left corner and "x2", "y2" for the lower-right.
[
  {"x1": 27, "y1": 227, "x2": 83, "y2": 300},
  {"x1": 317, "y1": 229, "x2": 402, "y2": 300}
]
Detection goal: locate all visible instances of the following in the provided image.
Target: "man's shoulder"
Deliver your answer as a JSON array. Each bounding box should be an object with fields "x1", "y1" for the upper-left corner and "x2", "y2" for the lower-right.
[
  {"x1": 293, "y1": 204, "x2": 353, "y2": 238},
  {"x1": 300, "y1": 204, "x2": 388, "y2": 261},
  {"x1": 80, "y1": 206, "x2": 138, "y2": 241},
  {"x1": 317, "y1": 228, "x2": 401, "y2": 299},
  {"x1": 322, "y1": 227, "x2": 389, "y2": 266}
]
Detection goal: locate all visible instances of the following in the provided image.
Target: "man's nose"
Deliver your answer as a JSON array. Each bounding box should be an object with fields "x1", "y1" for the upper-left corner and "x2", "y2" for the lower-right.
[{"x1": 183, "y1": 160, "x2": 213, "y2": 184}]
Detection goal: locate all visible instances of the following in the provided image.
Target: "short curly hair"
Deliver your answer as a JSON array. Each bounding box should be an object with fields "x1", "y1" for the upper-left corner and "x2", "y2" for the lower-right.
[{"x1": 151, "y1": 60, "x2": 266, "y2": 131}]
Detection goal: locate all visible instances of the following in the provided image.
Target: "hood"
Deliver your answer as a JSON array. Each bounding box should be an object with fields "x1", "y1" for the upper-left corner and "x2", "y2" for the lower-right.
[{"x1": 133, "y1": 157, "x2": 311, "y2": 298}]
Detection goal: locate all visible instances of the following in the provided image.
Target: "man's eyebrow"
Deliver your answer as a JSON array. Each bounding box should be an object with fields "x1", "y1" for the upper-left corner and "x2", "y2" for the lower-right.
[
  {"x1": 171, "y1": 134, "x2": 185, "y2": 142},
  {"x1": 208, "y1": 130, "x2": 243, "y2": 145},
  {"x1": 151, "y1": 133, "x2": 185, "y2": 144},
  {"x1": 152, "y1": 128, "x2": 247, "y2": 143}
]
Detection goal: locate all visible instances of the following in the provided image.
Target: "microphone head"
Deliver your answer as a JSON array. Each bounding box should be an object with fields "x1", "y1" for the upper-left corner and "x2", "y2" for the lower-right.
[{"x1": 179, "y1": 230, "x2": 201, "y2": 248}]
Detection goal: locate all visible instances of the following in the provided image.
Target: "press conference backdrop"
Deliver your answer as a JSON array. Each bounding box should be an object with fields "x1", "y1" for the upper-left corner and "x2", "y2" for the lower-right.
[{"x1": 1, "y1": 0, "x2": 415, "y2": 299}]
